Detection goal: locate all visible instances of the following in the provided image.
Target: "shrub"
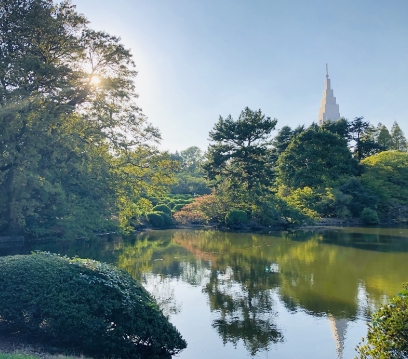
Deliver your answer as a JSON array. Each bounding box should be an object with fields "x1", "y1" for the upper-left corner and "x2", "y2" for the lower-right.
[
  {"x1": 356, "y1": 284, "x2": 408, "y2": 359},
  {"x1": 361, "y1": 207, "x2": 380, "y2": 224},
  {"x1": 152, "y1": 204, "x2": 172, "y2": 216},
  {"x1": 0, "y1": 253, "x2": 187, "y2": 359},
  {"x1": 173, "y1": 204, "x2": 186, "y2": 212},
  {"x1": 225, "y1": 209, "x2": 248, "y2": 227},
  {"x1": 146, "y1": 212, "x2": 165, "y2": 228},
  {"x1": 156, "y1": 211, "x2": 173, "y2": 226}
]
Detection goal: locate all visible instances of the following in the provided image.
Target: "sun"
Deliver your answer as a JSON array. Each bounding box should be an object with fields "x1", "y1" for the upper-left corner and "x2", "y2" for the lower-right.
[{"x1": 90, "y1": 75, "x2": 101, "y2": 86}]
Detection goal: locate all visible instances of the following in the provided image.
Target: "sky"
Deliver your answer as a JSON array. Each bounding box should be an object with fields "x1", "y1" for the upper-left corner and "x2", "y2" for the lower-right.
[{"x1": 74, "y1": 0, "x2": 408, "y2": 152}]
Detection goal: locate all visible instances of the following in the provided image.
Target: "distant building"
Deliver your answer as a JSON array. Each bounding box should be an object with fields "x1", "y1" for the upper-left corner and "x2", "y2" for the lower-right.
[{"x1": 318, "y1": 64, "x2": 340, "y2": 125}]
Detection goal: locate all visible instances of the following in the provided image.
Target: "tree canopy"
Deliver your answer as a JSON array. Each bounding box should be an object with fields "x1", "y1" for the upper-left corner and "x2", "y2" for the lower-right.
[
  {"x1": 277, "y1": 127, "x2": 356, "y2": 189},
  {"x1": 0, "y1": 0, "x2": 177, "y2": 238},
  {"x1": 203, "y1": 107, "x2": 277, "y2": 192}
]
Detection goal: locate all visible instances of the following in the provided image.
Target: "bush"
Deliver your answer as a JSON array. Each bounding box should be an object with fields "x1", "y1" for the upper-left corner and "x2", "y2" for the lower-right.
[
  {"x1": 173, "y1": 204, "x2": 186, "y2": 212},
  {"x1": 361, "y1": 207, "x2": 380, "y2": 224},
  {"x1": 146, "y1": 212, "x2": 165, "y2": 228},
  {"x1": 156, "y1": 211, "x2": 173, "y2": 226},
  {"x1": 225, "y1": 209, "x2": 248, "y2": 227},
  {"x1": 152, "y1": 204, "x2": 172, "y2": 216},
  {"x1": 356, "y1": 284, "x2": 408, "y2": 359},
  {"x1": 0, "y1": 253, "x2": 186, "y2": 359}
]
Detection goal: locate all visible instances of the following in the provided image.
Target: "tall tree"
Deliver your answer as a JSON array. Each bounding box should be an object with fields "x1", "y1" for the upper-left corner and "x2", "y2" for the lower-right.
[
  {"x1": 271, "y1": 125, "x2": 304, "y2": 159},
  {"x1": 349, "y1": 117, "x2": 382, "y2": 161},
  {"x1": 203, "y1": 107, "x2": 277, "y2": 192},
  {"x1": 390, "y1": 121, "x2": 407, "y2": 151},
  {"x1": 277, "y1": 127, "x2": 356, "y2": 189},
  {"x1": 0, "y1": 0, "x2": 174, "y2": 237},
  {"x1": 375, "y1": 123, "x2": 393, "y2": 149},
  {"x1": 321, "y1": 118, "x2": 350, "y2": 140}
]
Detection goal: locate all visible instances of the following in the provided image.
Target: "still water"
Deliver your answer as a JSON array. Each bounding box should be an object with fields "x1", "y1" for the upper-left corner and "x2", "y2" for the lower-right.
[{"x1": 2, "y1": 227, "x2": 408, "y2": 359}]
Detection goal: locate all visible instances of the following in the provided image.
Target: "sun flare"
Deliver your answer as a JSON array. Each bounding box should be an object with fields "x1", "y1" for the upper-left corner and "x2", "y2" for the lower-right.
[{"x1": 90, "y1": 75, "x2": 101, "y2": 86}]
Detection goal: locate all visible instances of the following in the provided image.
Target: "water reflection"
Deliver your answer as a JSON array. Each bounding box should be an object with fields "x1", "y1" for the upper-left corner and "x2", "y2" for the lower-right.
[{"x1": 3, "y1": 227, "x2": 408, "y2": 358}]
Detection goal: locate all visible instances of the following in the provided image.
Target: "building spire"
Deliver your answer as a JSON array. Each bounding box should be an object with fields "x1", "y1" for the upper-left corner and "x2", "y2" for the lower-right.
[{"x1": 318, "y1": 64, "x2": 340, "y2": 126}]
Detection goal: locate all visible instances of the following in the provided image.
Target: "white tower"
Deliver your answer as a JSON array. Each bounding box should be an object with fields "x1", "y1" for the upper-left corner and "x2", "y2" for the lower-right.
[{"x1": 318, "y1": 64, "x2": 340, "y2": 125}]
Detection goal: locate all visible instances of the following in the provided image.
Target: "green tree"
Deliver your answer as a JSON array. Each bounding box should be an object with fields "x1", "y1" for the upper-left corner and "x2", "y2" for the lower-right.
[
  {"x1": 277, "y1": 127, "x2": 356, "y2": 189},
  {"x1": 390, "y1": 121, "x2": 407, "y2": 151},
  {"x1": 271, "y1": 125, "x2": 304, "y2": 159},
  {"x1": 375, "y1": 123, "x2": 393, "y2": 149},
  {"x1": 203, "y1": 107, "x2": 277, "y2": 192},
  {"x1": 360, "y1": 151, "x2": 408, "y2": 208},
  {"x1": 321, "y1": 118, "x2": 350, "y2": 140},
  {"x1": 180, "y1": 146, "x2": 205, "y2": 173},
  {"x1": 349, "y1": 117, "x2": 383, "y2": 161},
  {"x1": 356, "y1": 284, "x2": 408, "y2": 359},
  {"x1": 0, "y1": 0, "x2": 176, "y2": 237}
]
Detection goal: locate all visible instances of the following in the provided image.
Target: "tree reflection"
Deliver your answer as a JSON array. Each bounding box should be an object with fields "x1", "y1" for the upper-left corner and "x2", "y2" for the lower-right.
[{"x1": 205, "y1": 269, "x2": 283, "y2": 355}]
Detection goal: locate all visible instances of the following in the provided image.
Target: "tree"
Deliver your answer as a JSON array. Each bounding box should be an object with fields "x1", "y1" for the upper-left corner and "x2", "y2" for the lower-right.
[
  {"x1": 180, "y1": 146, "x2": 205, "y2": 173},
  {"x1": 321, "y1": 118, "x2": 350, "y2": 140},
  {"x1": 203, "y1": 107, "x2": 277, "y2": 192},
  {"x1": 390, "y1": 121, "x2": 407, "y2": 152},
  {"x1": 360, "y1": 151, "x2": 408, "y2": 207},
  {"x1": 356, "y1": 284, "x2": 408, "y2": 359},
  {"x1": 277, "y1": 127, "x2": 356, "y2": 189},
  {"x1": 349, "y1": 117, "x2": 383, "y2": 161},
  {"x1": 375, "y1": 123, "x2": 393, "y2": 149},
  {"x1": 0, "y1": 0, "x2": 175, "y2": 237},
  {"x1": 271, "y1": 125, "x2": 304, "y2": 159}
]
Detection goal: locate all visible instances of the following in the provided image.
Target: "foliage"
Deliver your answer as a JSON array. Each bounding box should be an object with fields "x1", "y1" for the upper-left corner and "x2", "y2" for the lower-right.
[
  {"x1": 281, "y1": 187, "x2": 321, "y2": 219},
  {"x1": 360, "y1": 151, "x2": 408, "y2": 207},
  {"x1": 356, "y1": 284, "x2": 408, "y2": 359},
  {"x1": 0, "y1": 253, "x2": 186, "y2": 358},
  {"x1": 153, "y1": 204, "x2": 172, "y2": 216},
  {"x1": 277, "y1": 127, "x2": 356, "y2": 189},
  {"x1": 349, "y1": 117, "x2": 383, "y2": 161},
  {"x1": 321, "y1": 118, "x2": 350, "y2": 140},
  {"x1": 203, "y1": 107, "x2": 277, "y2": 191},
  {"x1": 146, "y1": 212, "x2": 165, "y2": 228},
  {"x1": 339, "y1": 178, "x2": 378, "y2": 217},
  {"x1": 361, "y1": 208, "x2": 380, "y2": 224},
  {"x1": 271, "y1": 125, "x2": 304, "y2": 159},
  {"x1": 225, "y1": 209, "x2": 248, "y2": 227},
  {"x1": 375, "y1": 123, "x2": 393, "y2": 150},
  {"x1": 0, "y1": 0, "x2": 178, "y2": 238},
  {"x1": 171, "y1": 174, "x2": 211, "y2": 195},
  {"x1": 390, "y1": 122, "x2": 408, "y2": 152}
]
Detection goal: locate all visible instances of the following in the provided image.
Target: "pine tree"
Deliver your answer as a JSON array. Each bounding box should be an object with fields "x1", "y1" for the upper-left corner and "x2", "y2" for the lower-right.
[{"x1": 390, "y1": 121, "x2": 407, "y2": 151}]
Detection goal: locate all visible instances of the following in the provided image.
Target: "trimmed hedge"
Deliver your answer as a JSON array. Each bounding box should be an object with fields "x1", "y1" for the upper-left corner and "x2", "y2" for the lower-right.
[
  {"x1": 0, "y1": 253, "x2": 186, "y2": 359},
  {"x1": 361, "y1": 207, "x2": 380, "y2": 224},
  {"x1": 152, "y1": 204, "x2": 172, "y2": 216},
  {"x1": 225, "y1": 209, "x2": 248, "y2": 227},
  {"x1": 147, "y1": 212, "x2": 165, "y2": 228}
]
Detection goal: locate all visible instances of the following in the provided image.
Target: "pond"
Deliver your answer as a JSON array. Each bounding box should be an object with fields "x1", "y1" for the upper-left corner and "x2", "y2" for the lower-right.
[{"x1": 2, "y1": 227, "x2": 408, "y2": 359}]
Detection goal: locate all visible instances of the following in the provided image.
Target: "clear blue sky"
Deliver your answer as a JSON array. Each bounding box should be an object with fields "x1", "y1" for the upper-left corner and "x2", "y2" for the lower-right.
[{"x1": 75, "y1": 0, "x2": 408, "y2": 152}]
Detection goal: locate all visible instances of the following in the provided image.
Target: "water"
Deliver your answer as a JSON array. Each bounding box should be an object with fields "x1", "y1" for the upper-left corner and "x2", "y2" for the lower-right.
[{"x1": 2, "y1": 227, "x2": 408, "y2": 359}]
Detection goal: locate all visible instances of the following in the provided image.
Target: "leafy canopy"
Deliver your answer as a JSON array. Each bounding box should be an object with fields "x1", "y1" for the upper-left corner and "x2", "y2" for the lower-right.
[{"x1": 203, "y1": 107, "x2": 277, "y2": 191}]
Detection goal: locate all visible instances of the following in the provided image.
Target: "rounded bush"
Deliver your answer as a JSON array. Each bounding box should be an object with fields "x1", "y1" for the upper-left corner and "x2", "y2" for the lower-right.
[
  {"x1": 173, "y1": 204, "x2": 186, "y2": 212},
  {"x1": 0, "y1": 253, "x2": 186, "y2": 358},
  {"x1": 147, "y1": 212, "x2": 165, "y2": 228},
  {"x1": 361, "y1": 207, "x2": 380, "y2": 224},
  {"x1": 152, "y1": 204, "x2": 172, "y2": 216},
  {"x1": 156, "y1": 211, "x2": 173, "y2": 226},
  {"x1": 225, "y1": 209, "x2": 248, "y2": 227}
]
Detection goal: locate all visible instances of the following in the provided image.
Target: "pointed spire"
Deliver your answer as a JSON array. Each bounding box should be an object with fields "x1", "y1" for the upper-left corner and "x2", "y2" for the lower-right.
[{"x1": 318, "y1": 64, "x2": 340, "y2": 126}]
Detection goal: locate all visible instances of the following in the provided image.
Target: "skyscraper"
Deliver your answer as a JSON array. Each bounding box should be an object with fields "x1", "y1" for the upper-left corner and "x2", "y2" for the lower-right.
[{"x1": 318, "y1": 64, "x2": 340, "y2": 125}]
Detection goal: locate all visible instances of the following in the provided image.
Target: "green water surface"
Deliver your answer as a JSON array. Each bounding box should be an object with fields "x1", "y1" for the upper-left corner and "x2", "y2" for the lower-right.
[{"x1": 2, "y1": 227, "x2": 408, "y2": 359}]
